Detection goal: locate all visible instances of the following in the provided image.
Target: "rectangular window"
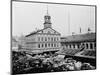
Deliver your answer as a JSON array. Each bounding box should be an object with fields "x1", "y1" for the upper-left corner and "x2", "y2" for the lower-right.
[
  {"x1": 86, "y1": 44, "x2": 88, "y2": 49},
  {"x1": 38, "y1": 44, "x2": 40, "y2": 48},
  {"x1": 54, "y1": 43, "x2": 56, "y2": 47},
  {"x1": 48, "y1": 37, "x2": 50, "y2": 41},
  {"x1": 48, "y1": 43, "x2": 50, "y2": 47},
  {"x1": 41, "y1": 37, "x2": 43, "y2": 41},
  {"x1": 51, "y1": 43, "x2": 53, "y2": 47},
  {"x1": 45, "y1": 37, "x2": 47, "y2": 41},
  {"x1": 51, "y1": 37, "x2": 53, "y2": 41},
  {"x1": 45, "y1": 43, "x2": 47, "y2": 47},
  {"x1": 38, "y1": 37, "x2": 40, "y2": 41},
  {"x1": 42, "y1": 44, "x2": 43, "y2": 48}
]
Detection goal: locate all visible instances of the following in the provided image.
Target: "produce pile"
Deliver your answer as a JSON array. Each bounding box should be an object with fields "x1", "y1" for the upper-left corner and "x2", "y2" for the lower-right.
[{"x1": 12, "y1": 51, "x2": 95, "y2": 74}]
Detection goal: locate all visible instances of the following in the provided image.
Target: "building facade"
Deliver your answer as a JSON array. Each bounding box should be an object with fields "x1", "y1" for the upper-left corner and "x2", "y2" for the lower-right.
[
  {"x1": 60, "y1": 33, "x2": 96, "y2": 57},
  {"x1": 61, "y1": 33, "x2": 96, "y2": 51},
  {"x1": 12, "y1": 37, "x2": 19, "y2": 51},
  {"x1": 22, "y1": 11, "x2": 61, "y2": 53}
]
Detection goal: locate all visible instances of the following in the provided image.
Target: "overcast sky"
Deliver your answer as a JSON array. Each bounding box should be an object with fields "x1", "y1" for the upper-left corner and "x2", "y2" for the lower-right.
[{"x1": 12, "y1": 1, "x2": 95, "y2": 37}]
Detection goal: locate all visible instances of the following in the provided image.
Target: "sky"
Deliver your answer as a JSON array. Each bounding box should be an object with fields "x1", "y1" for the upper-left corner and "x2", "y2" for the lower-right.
[{"x1": 12, "y1": 1, "x2": 96, "y2": 37}]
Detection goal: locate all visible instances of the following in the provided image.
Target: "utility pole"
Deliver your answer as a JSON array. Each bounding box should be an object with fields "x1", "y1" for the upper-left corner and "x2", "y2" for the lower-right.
[{"x1": 80, "y1": 27, "x2": 81, "y2": 34}]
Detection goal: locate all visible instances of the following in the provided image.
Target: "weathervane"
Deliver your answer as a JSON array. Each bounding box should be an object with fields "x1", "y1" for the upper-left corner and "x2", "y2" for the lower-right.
[{"x1": 47, "y1": 5, "x2": 49, "y2": 15}]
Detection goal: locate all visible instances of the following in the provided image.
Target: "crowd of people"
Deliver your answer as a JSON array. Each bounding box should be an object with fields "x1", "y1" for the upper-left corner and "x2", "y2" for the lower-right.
[{"x1": 12, "y1": 51, "x2": 95, "y2": 74}]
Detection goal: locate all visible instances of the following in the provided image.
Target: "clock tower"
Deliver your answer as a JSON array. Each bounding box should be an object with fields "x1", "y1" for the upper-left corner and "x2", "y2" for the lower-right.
[{"x1": 44, "y1": 7, "x2": 52, "y2": 28}]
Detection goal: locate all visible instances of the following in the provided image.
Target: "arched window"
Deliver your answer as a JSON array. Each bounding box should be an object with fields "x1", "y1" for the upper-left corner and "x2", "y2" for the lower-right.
[
  {"x1": 86, "y1": 43, "x2": 88, "y2": 49},
  {"x1": 73, "y1": 44, "x2": 75, "y2": 48},
  {"x1": 45, "y1": 37, "x2": 47, "y2": 41},
  {"x1": 45, "y1": 43, "x2": 47, "y2": 47},
  {"x1": 51, "y1": 37, "x2": 53, "y2": 41},
  {"x1": 42, "y1": 44, "x2": 44, "y2": 48},
  {"x1": 69, "y1": 45, "x2": 71, "y2": 48},
  {"x1": 38, "y1": 44, "x2": 40, "y2": 48},
  {"x1": 77, "y1": 44, "x2": 80, "y2": 49},
  {"x1": 48, "y1": 43, "x2": 50, "y2": 47},
  {"x1": 90, "y1": 43, "x2": 93, "y2": 49}
]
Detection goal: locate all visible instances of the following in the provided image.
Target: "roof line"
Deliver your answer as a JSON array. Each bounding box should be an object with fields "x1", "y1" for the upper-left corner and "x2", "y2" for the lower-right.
[{"x1": 25, "y1": 27, "x2": 61, "y2": 37}]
